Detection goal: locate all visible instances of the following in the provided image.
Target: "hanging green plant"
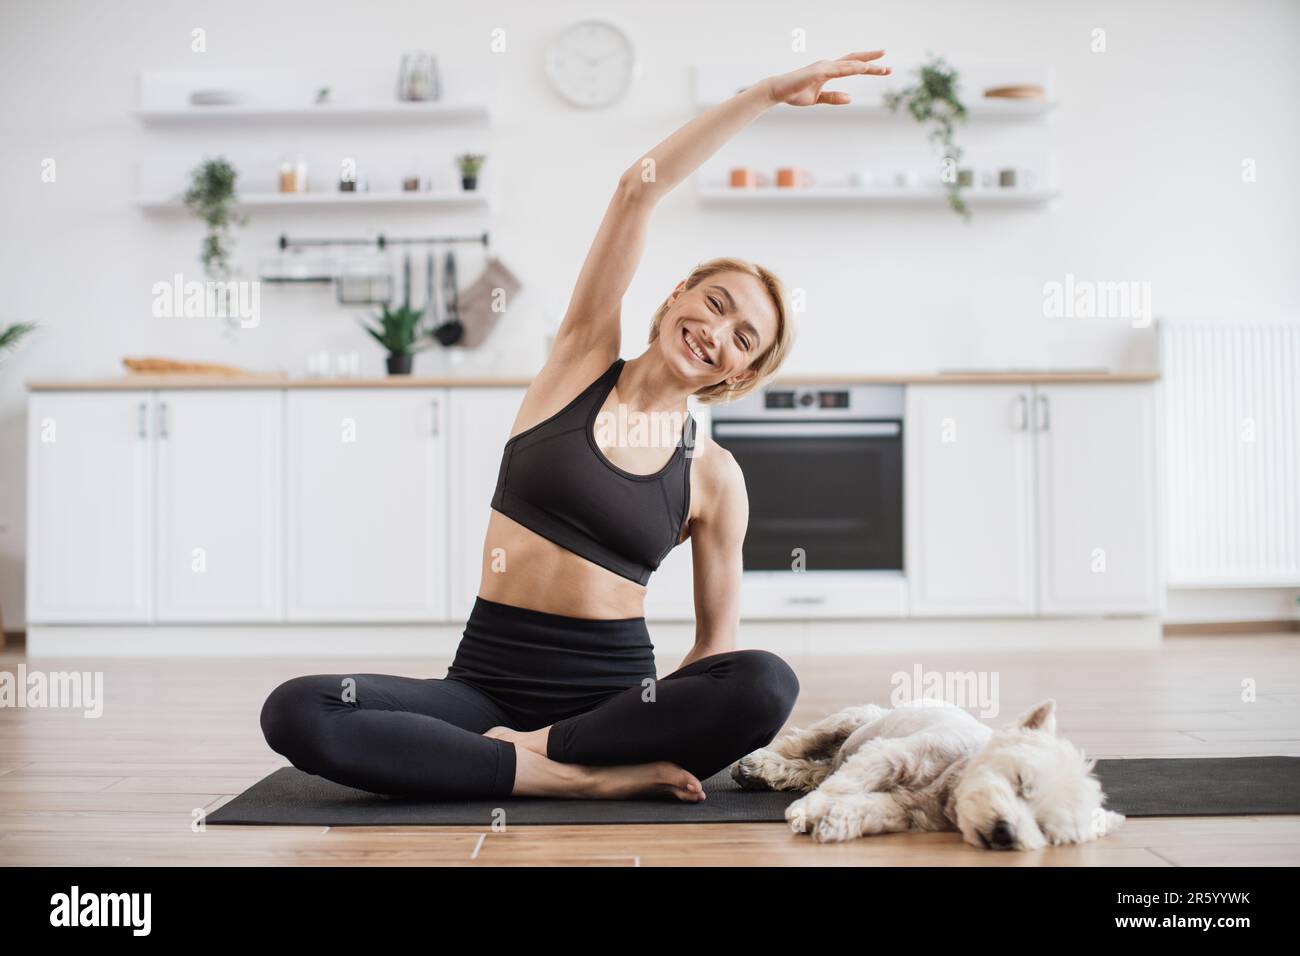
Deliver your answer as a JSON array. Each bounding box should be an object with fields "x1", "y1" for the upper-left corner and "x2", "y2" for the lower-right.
[
  {"x1": 883, "y1": 55, "x2": 970, "y2": 219},
  {"x1": 183, "y1": 156, "x2": 248, "y2": 278}
]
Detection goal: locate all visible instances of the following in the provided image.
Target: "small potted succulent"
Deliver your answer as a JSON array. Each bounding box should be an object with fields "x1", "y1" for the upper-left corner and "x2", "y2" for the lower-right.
[
  {"x1": 456, "y1": 153, "x2": 486, "y2": 191},
  {"x1": 361, "y1": 303, "x2": 429, "y2": 375}
]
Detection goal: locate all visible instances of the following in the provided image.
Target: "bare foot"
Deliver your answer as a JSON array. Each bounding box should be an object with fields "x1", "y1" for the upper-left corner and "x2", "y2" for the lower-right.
[
  {"x1": 512, "y1": 746, "x2": 705, "y2": 802},
  {"x1": 485, "y1": 725, "x2": 549, "y2": 755},
  {"x1": 583, "y1": 760, "x2": 706, "y2": 802}
]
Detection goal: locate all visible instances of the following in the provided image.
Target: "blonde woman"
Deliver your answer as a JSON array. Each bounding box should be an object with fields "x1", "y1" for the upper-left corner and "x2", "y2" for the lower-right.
[{"x1": 261, "y1": 52, "x2": 892, "y2": 802}]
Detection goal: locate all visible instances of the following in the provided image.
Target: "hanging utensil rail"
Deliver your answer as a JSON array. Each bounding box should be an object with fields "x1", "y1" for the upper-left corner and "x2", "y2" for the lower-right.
[{"x1": 277, "y1": 231, "x2": 490, "y2": 251}]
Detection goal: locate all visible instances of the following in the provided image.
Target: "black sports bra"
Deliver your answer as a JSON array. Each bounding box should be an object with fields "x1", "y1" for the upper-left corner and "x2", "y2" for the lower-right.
[{"x1": 490, "y1": 357, "x2": 696, "y2": 586}]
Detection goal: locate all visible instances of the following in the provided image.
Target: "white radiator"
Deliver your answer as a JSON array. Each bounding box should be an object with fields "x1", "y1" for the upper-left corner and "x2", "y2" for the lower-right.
[{"x1": 1160, "y1": 321, "x2": 1300, "y2": 587}]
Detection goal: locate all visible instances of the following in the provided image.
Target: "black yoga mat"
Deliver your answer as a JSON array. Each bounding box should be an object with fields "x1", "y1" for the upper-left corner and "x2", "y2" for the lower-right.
[{"x1": 206, "y1": 756, "x2": 1300, "y2": 827}]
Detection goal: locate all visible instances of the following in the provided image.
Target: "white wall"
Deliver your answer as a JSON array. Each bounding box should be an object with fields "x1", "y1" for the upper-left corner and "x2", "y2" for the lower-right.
[{"x1": 2, "y1": 0, "x2": 1298, "y2": 627}]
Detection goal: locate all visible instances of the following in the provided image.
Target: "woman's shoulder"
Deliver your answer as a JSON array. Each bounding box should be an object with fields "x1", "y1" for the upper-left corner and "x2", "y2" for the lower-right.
[{"x1": 679, "y1": 425, "x2": 745, "y2": 541}]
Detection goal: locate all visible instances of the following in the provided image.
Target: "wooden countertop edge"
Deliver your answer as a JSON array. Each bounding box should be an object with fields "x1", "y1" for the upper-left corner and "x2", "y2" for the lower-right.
[{"x1": 25, "y1": 371, "x2": 1161, "y2": 391}]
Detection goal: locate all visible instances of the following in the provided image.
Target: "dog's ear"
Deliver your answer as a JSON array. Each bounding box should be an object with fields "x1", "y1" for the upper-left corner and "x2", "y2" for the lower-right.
[{"x1": 1016, "y1": 698, "x2": 1057, "y2": 734}]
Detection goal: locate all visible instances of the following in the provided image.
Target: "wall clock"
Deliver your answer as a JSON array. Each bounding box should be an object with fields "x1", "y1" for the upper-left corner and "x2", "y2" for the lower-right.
[{"x1": 544, "y1": 19, "x2": 638, "y2": 108}]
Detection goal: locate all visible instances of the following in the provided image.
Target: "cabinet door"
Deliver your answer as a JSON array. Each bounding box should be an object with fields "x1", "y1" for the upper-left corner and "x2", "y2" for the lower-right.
[
  {"x1": 155, "y1": 390, "x2": 282, "y2": 621},
  {"x1": 906, "y1": 385, "x2": 1036, "y2": 616},
  {"x1": 1035, "y1": 384, "x2": 1160, "y2": 614},
  {"x1": 286, "y1": 389, "x2": 448, "y2": 621},
  {"x1": 26, "y1": 392, "x2": 154, "y2": 622},
  {"x1": 447, "y1": 387, "x2": 526, "y2": 623}
]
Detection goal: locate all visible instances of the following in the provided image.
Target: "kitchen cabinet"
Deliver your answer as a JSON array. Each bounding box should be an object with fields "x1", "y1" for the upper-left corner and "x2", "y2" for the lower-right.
[
  {"x1": 26, "y1": 392, "x2": 154, "y2": 623},
  {"x1": 285, "y1": 390, "x2": 448, "y2": 621},
  {"x1": 155, "y1": 390, "x2": 282, "y2": 621},
  {"x1": 906, "y1": 385, "x2": 1036, "y2": 616},
  {"x1": 906, "y1": 383, "x2": 1159, "y2": 616},
  {"x1": 1034, "y1": 384, "x2": 1160, "y2": 614},
  {"x1": 23, "y1": 377, "x2": 1160, "y2": 638},
  {"x1": 447, "y1": 387, "x2": 525, "y2": 623}
]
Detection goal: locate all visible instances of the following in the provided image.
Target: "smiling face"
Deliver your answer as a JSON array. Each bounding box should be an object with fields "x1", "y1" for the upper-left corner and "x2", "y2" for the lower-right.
[{"x1": 657, "y1": 271, "x2": 781, "y2": 393}]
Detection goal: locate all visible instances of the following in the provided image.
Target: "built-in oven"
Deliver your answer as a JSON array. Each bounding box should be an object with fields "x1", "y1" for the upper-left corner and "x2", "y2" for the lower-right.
[{"x1": 710, "y1": 383, "x2": 907, "y2": 617}]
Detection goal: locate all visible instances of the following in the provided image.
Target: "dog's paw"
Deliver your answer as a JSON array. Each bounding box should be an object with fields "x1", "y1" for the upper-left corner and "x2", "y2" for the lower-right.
[
  {"x1": 812, "y1": 804, "x2": 861, "y2": 843},
  {"x1": 785, "y1": 791, "x2": 832, "y2": 835},
  {"x1": 730, "y1": 752, "x2": 776, "y2": 792}
]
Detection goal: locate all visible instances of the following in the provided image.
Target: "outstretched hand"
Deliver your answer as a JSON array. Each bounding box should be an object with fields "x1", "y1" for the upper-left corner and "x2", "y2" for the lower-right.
[{"x1": 764, "y1": 51, "x2": 891, "y2": 107}]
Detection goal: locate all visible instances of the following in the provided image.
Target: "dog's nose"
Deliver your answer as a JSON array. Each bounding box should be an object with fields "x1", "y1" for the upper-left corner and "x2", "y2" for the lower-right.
[{"x1": 990, "y1": 820, "x2": 1015, "y2": 848}]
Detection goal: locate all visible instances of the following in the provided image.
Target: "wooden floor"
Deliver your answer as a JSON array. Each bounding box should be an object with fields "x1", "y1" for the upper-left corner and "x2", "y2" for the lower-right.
[{"x1": 2, "y1": 632, "x2": 1298, "y2": 866}]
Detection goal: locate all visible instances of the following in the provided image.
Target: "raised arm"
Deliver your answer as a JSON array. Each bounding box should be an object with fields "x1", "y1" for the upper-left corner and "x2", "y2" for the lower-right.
[{"x1": 550, "y1": 51, "x2": 890, "y2": 366}]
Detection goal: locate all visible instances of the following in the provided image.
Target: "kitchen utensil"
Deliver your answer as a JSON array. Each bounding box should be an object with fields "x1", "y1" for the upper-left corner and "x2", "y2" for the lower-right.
[
  {"x1": 431, "y1": 252, "x2": 447, "y2": 335},
  {"x1": 402, "y1": 252, "x2": 412, "y2": 309},
  {"x1": 433, "y1": 249, "x2": 464, "y2": 346}
]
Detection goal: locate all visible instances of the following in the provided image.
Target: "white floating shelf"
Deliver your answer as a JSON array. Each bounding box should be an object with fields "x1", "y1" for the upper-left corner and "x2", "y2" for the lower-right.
[
  {"x1": 133, "y1": 101, "x2": 491, "y2": 126},
  {"x1": 134, "y1": 191, "x2": 490, "y2": 211},
  {"x1": 695, "y1": 95, "x2": 1056, "y2": 120},
  {"x1": 697, "y1": 184, "x2": 1061, "y2": 206}
]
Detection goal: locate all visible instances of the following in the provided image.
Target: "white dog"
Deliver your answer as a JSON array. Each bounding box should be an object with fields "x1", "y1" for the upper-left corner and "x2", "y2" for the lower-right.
[{"x1": 730, "y1": 698, "x2": 1125, "y2": 850}]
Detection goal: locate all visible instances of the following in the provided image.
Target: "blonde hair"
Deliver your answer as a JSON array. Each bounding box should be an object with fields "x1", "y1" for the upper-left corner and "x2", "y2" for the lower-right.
[{"x1": 647, "y1": 257, "x2": 795, "y2": 405}]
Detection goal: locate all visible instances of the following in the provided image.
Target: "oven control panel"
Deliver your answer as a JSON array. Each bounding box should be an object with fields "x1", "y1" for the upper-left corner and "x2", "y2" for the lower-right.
[
  {"x1": 764, "y1": 388, "x2": 851, "y2": 410},
  {"x1": 717, "y1": 383, "x2": 904, "y2": 420}
]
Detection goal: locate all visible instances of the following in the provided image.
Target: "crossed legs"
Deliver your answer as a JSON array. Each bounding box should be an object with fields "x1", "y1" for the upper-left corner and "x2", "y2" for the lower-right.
[
  {"x1": 259, "y1": 648, "x2": 799, "y2": 802},
  {"x1": 492, "y1": 649, "x2": 801, "y2": 782}
]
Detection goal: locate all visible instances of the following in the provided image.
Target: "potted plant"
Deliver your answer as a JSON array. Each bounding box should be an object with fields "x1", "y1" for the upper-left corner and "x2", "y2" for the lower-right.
[
  {"x1": 456, "y1": 153, "x2": 486, "y2": 191},
  {"x1": 361, "y1": 303, "x2": 429, "y2": 375},
  {"x1": 0, "y1": 321, "x2": 35, "y2": 361},
  {"x1": 0, "y1": 319, "x2": 35, "y2": 645},
  {"x1": 883, "y1": 55, "x2": 970, "y2": 219},
  {"x1": 183, "y1": 156, "x2": 248, "y2": 277}
]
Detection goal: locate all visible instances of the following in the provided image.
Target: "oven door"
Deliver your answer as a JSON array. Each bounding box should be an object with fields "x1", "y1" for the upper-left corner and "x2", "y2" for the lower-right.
[{"x1": 712, "y1": 419, "x2": 903, "y2": 571}]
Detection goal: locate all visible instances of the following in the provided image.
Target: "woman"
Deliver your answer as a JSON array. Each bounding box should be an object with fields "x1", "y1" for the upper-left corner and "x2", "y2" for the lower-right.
[{"x1": 261, "y1": 52, "x2": 892, "y2": 803}]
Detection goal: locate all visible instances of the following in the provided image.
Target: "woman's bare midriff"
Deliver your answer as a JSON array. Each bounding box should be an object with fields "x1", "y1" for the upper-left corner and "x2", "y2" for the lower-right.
[{"x1": 476, "y1": 509, "x2": 668, "y2": 619}]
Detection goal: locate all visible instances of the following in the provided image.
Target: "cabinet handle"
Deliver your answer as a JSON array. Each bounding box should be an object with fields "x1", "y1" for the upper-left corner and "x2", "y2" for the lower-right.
[
  {"x1": 137, "y1": 401, "x2": 148, "y2": 439},
  {"x1": 159, "y1": 401, "x2": 169, "y2": 439},
  {"x1": 431, "y1": 398, "x2": 439, "y2": 437},
  {"x1": 1036, "y1": 394, "x2": 1050, "y2": 432},
  {"x1": 1013, "y1": 394, "x2": 1028, "y2": 431}
]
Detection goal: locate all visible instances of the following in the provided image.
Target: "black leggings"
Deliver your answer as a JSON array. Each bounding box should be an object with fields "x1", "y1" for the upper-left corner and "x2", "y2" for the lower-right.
[{"x1": 259, "y1": 596, "x2": 800, "y2": 799}]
